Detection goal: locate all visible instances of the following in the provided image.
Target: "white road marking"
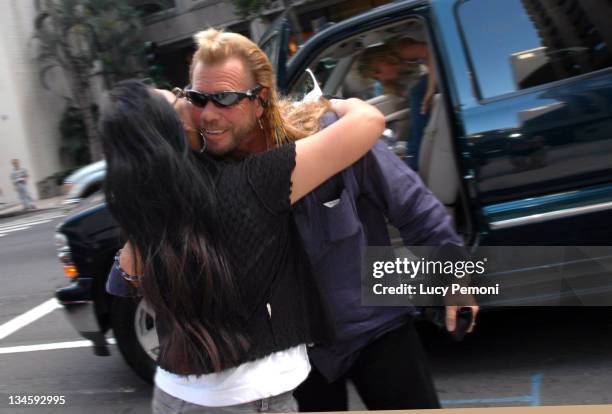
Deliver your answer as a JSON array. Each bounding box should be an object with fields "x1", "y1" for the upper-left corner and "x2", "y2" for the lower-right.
[
  {"x1": 0, "y1": 219, "x2": 52, "y2": 231},
  {"x1": 0, "y1": 338, "x2": 116, "y2": 354},
  {"x1": 0, "y1": 226, "x2": 32, "y2": 233},
  {"x1": 36, "y1": 213, "x2": 67, "y2": 221},
  {"x1": 0, "y1": 298, "x2": 62, "y2": 340},
  {"x1": 1, "y1": 212, "x2": 65, "y2": 225},
  {"x1": 0, "y1": 211, "x2": 66, "y2": 238}
]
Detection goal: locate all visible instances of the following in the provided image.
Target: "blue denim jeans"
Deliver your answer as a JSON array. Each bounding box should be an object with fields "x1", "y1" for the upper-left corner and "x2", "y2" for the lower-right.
[
  {"x1": 15, "y1": 182, "x2": 35, "y2": 209},
  {"x1": 406, "y1": 74, "x2": 431, "y2": 171},
  {"x1": 152, "y1": 386, "x2": 298, "y2": 413}
]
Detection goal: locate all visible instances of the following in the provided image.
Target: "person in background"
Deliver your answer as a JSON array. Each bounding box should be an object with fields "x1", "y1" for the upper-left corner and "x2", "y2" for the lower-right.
[
  {"x1": 358, "y1": 39, "x2": 436, "y2": 171},
  {"x1": 10, "y1": 159, "x2": 36, "y2": 210}
]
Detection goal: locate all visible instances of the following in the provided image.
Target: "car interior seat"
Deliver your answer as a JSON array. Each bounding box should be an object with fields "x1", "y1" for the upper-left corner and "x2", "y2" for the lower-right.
[{"x1": 418, "y1": 94, "x2": 460, "y2": 206}]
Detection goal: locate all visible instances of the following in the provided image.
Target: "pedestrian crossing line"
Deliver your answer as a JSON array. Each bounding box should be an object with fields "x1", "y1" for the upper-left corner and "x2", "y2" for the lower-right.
[
  {"x1": 0, "y1": 211, "x2": 66, "y2": 237},
  {"x1": 4, "y1": 212, "x2": 65, "y2": 225},
  {"x1": 0, "y1": 219, "x2": 52, "y2": 232},
  {"x1": 38, "y1": 212, "x2": 67, "y2": 219},
  {"x1": 0, "y1": 217, "x2": 54, "y2": 228},
  {"x1": 0, "y1": 338, "x2": 117, "y2": 354},
  {"x1": 0, "y1": 226, "x2": 34, "y2": 234},
  {"x1": 0, "y1": 299, "x2": 62, "y2": 341}
]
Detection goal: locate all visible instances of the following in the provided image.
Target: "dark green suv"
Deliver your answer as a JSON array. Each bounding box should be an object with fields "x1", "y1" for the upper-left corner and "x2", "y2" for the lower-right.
[{"x1": 55, "y1": 0, "x2": 612, "y2": 383}]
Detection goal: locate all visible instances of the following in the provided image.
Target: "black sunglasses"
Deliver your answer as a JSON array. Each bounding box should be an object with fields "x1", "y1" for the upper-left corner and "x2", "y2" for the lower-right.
[{"x1": 184, "y1": 85, "x2": 263, "y2": 108}]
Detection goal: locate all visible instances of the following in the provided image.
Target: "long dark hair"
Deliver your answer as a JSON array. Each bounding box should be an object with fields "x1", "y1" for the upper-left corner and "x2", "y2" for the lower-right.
[{"x1": 100, "y1": 79, "x2": 249, "y2": 374}]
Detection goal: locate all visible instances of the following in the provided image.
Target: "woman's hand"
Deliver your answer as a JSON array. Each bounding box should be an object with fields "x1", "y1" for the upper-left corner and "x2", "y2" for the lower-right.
[
  {"x1": 155, "y1": 88, "x2": 200, "y2": 151},
  {"x1": 329, "y1": 98, "x2": 370, "y2": 118},
  {"x1": 328, "y1": 98, "x2": 347, "y2": 116},
  {"x1": 119, "y1": 241, "x2": 141, "y2": 288}
]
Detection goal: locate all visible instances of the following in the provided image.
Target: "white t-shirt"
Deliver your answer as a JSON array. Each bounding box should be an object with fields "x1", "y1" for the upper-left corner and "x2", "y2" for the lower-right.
[
  {"x1": 154, "y1": 345, "x2": 310, "y2": 407},
  {"x1": 10, "y1": 168, "x2": 28, "y2": 186}
]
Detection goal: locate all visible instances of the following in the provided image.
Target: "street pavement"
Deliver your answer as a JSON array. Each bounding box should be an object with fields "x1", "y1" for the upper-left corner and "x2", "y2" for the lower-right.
[
  {"x1": 0, "y1": 208, "x2": 152, "y2": 414},
  {"x1": 0, "y1": 195, "x2": 65, "y2": 220},
  {"x1": 0, "y1": 211, "x2": 67, "y2": 239},
  {"x1": 0, "y1": 206, "x2": 611, "y2": 413}
]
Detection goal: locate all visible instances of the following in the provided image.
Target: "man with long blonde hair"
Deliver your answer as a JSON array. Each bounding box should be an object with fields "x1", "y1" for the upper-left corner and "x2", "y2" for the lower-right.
[
  {"x1": 118, "y1": 28, "x2": 477, "y2": 411},
  {"x1": 185, "y1": 28, "x2": 329, "y2": 158}
]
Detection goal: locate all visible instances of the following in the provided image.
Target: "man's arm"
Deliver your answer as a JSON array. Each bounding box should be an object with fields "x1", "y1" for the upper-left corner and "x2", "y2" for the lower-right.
[
  {"x1": 355, "y1": 142, "x2": 478, "y2": 331},
  {"x1": 356, "y1": 141, "x2": 459, "y2": 246},
  {"x1": 317, "y1": 112, "x2": 452, "y2": 245},
  {"x1": 395, "y1": 39, "x2": 437, "y2": 114},
  {"x1": 422, "y1": 53, "x2": 437, "y2": 115}
]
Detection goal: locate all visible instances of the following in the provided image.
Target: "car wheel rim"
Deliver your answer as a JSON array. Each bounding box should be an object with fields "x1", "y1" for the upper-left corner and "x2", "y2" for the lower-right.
[{"x1": 134, "y1": 300, "x2": 159, "y2": 361}]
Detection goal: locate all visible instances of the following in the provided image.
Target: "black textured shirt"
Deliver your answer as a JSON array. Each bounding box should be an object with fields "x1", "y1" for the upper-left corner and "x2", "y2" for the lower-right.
[{"x1": 109, "y1": 143, "x2": 332, "y2": 375}]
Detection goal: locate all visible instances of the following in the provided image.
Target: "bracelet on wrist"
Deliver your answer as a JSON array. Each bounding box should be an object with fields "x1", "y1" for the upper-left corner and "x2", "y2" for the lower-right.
[{"x1": 114, "y1": 249, "x2": 142, "y2": 283}]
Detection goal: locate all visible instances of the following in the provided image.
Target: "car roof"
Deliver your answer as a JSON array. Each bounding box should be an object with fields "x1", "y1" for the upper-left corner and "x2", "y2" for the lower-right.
[{"x1": 64, "y1": 160, "x2": 107, "y2": 184}]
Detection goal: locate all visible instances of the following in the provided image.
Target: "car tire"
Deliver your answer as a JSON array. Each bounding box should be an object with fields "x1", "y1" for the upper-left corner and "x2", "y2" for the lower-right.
[{"x1": 110, "y1": 296, "x2": 158, "y2": 384}]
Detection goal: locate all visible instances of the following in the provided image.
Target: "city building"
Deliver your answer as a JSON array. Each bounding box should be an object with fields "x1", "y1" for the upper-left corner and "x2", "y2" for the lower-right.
[
  {"x1": 141, "y1": 0, "x2": 393, "y2": 87},
  {"x1": 0, "y1": 0, "x2": 67, "y2": 205},
  {"x1": 0, "y1": 0, "x2": 391, "y2": 204},
  {"x1": 517, "y1": 0, "x2": 612, "y2": 88}
]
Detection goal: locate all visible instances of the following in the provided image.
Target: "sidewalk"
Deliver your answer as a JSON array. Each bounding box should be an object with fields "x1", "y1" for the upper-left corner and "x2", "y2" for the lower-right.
[{"x1": 0, "y1": 195, "x2": 65, "y2": 219}]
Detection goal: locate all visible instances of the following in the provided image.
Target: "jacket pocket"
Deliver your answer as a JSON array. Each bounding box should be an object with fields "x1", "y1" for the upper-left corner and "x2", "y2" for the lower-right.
[{"x1": 322, "y1": 189, "x2": 361, "y2": 242}]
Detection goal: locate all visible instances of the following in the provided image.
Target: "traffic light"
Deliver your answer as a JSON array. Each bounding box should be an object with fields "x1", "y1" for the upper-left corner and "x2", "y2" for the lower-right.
[{"x1": 144, "y1": 41, "x2": 165, "y2": 82}]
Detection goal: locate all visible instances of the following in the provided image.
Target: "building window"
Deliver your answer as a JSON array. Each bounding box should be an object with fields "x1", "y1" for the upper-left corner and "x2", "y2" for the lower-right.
[
  {"x1": 458, "y1": 0, "x2": 612, "y2": 99},
  {"x1": 132, "y1": 0, "x2": 176, "y2": 18}
]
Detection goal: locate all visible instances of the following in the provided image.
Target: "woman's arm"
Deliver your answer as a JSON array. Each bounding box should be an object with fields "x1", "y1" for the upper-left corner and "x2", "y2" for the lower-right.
[
  {"x1": 118, "y1": 241, "x2": 142, "y2": 288},
  {"x1": 290, "y1": 98, "x2": 385, "y2": 203}
]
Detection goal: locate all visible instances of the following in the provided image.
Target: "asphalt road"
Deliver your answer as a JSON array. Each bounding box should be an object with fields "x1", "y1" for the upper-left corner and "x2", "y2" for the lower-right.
[
  {"x1": 0, "y1": 209, "x2": 611, "y2": 413},
  {"x1": 0, "y1": 210, "x2": 152, "y2": 414}
]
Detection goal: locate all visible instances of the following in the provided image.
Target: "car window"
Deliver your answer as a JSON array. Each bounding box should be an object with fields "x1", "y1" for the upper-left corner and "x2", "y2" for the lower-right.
[
  {"x1": 291, "y1": 57, "x2": 340, "y2": 98},
  {"x1": 458, "y1": 0, "x2": 612, "y2": 99},
  {"x1": 288, "y1": 18, "x2": 434, "y2": 172},
  {"x1": 287, "y1": 17, "x2": 469, "y2": 237},
  {"x1": 289, "y1": 19, "x2": 430, "y2": 150},
  {"x1": 290, "y1": 20, "x2": 426, "y2": 100}
]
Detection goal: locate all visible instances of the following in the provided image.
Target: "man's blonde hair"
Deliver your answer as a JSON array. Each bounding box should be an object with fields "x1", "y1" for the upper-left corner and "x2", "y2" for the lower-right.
[{"x1": 191, "y1": 28, "x2": 329, "y2": 145}]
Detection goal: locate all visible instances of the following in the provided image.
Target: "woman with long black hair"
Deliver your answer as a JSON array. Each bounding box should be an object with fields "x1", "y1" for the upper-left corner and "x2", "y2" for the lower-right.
[{"x1": 101, "y1": 79, "x2": 384, "y2": 413}]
